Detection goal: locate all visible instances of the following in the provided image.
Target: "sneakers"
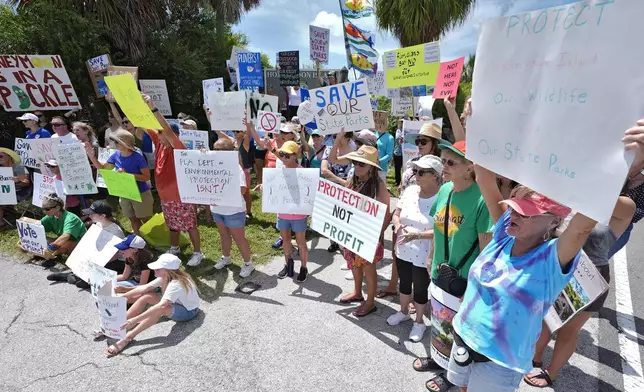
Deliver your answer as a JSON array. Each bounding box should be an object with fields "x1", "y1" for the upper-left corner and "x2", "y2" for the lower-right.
[
  {"x1": 271, "y1": 237, "x2": 283, "y2": 249},
  {"x1": 187, "y1": 252, "x2": 205, "y2": 267},
  {"x1": 277, "y1": 263, "x2": 289, "y2": 279},
  {"x1": 47, "y1": 271, "x2": 72, "y2": 282},
  {"x1": 327, "y1": 242, "x2": 340, "y2": 253},
  {"x1": 239, "y1": 262, "x2": 255, "y2": 278},
  {"x1": 66, "y1": 273, "x2": 79, "y2": 285},
  {"x1": 344, "y1": 271, "x2": 354, "y2": 280},
  {"x1": 287, "y1": 258, "x2": 295, "y2": 278},
  {"x1": 296, "y1": 266, "x2": 308, "y2": 283},
  {"x1": 387, "y1": 311, "x2": 412, "y2": 326},
  {"x1": 214, "y1": 256, "x2": 232, "y2": 270},
  {"x1": 409, "y1": 322, "x2": 427, "y2": 342},
  {"x1": 166, "y1": 246, "x2": 181, "y2": 256},
  {"x1": 340, "y1": 264, "x2": 350, "y2": 271}
]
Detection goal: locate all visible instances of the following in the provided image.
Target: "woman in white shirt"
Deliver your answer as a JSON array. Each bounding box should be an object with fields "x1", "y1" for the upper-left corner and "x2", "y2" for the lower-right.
[
  {"x1": 286, "y1": 86, "x2": 301, "y2": 121},
  {"x1": 388, "y1": 155, "x2": 443, "y2": 342},
  {"x1": 105, "y1": 254, "x2": 200, "y2": 356}
]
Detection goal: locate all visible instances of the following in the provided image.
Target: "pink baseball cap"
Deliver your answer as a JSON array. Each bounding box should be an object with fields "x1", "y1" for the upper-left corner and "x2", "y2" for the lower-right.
[{"x1": 501, "y1": 193, "x2": 571, "y2": 218}]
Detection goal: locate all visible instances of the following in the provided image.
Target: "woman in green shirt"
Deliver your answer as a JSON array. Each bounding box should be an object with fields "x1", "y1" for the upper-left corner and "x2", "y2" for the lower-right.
[{"x1": 40, "y1": 193, "x2": 87, "y2": 258}]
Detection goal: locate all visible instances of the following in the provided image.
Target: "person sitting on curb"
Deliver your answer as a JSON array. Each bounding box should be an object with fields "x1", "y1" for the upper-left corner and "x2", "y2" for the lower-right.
[
  {"x1": 39, "y1": 193, "x2": 87, "y2": 268},
  {"x1": 114, "y1": 234, "x2": 156, "y2": 296},
  {"x1": 105, "y1": 254, "x2": 200, "y2": 357}
]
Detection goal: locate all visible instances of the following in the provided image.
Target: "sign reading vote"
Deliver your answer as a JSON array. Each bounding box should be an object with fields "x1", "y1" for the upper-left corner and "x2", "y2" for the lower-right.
[
  {"x1": 54, "y1": 143, "x2": 97, "y2": 195},
  {"x1": 311, "y1": 179, "x2": 386, "y2": 262},
  {"x1": 0, "y1": 54, "x2": 80, "y2": 111},
  {"x1": 467, "y1": 0, "x2": 644, "y2": 223},
  {"x1": 17, "y1": 218, "x2": 47, "y2": 256},
  {"x1": 237, "y1": 52, "x2": 263, "y2": 89},
  {"x1": 311, "y1": 80, "x2": 374, "y2": 134},
  {"x1": 384, "y1": 42, "x2": 440, "y2": 89},
  {"x1": 174, "y1": 150, "x2": 241, "y2": 206},
  {"x1": 262, "y1": 168, "x2": 319, "y2": 215}
]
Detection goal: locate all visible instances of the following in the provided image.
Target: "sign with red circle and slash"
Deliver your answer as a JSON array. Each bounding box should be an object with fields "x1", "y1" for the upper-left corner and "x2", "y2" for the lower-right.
[{"x1": 256, "y1": 110, "x2": 280, "y2": 133}]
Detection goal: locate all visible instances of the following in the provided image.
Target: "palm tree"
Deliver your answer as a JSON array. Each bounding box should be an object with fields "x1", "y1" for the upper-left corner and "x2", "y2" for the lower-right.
[
  {"x1": 461, "y1": 54, "x2": 475, "y2": 84},
  {"x1": 208, "y1": 0, "x2": 262, "y2": 42},
  {"x1": 375, "y1": 0, "x2": 476, "y2": 47}
]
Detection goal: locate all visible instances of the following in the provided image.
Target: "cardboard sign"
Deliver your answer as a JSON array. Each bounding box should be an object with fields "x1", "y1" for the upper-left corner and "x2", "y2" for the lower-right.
[
  {"x1": 392, "y1": 96, "x2": 413, "y2": 117},
  {"x1": 467, "y1": 0, "x2": 644, "y2": 222},
  {"x1": 384, "y1": 42, "x2": 440, "y2": 89},
  {"x1": 373, "y1": 111, "x2": 388, "y2": 133},
  {"x1": 139, "y1": 79, "x2": 172, "y2": 116},
  {"x1": 0, "y1": 54, "x2": 80, "y2": 111},
  {"x1": 0, "y1": 167, "x2": 17, "y2": 205},
  {"x1": 66, "y1": 225, "x2": 121, "y2": 282},
  {"x1": 208, "y1": 91, "x2": 246, "y2": 131},
  {"x1": 311, "y1": 80, "x2": 374, "y2": 134},
  {"x1": 311, "y1": 179, "x2": 386, "y2": 261},
  {"x1": 365, "y1": 71, "x2": 386, "y2": 96},
  {"x1": 179, "y1": 129, "x2": 209, "y2": 150},
  {"x1": 16, "y1": 218, "x2": 47, "y2": 256},
  {"x1": 433, "y1": 57, "x2": 465, "y2": 98},
  {"x1": 86, "y1": 55, "x2": 111, "y2": 98},
  {"x1": 262, "y1": 168, "x2": 319, "y2": 214},
  {"x1": 104, "y1": 74, "x2": 162, "y2": 130},
  {"x1": 53, "y1": 143, "x2": 97, "y2": 195},
  {"x1": 174, "y1": 150, "x2": 241, "y2": 206},
  {"x1": 278, "y1": 51, "x2": 300, "y2": 87},
  {"x1": 202, "y1": 77, "x2": 224, "y2": 106},
  {"x1": 429, "y1": 282, "x2": 460, "y2": 369},
  {"x1": 256, "y1": 110, "x2": 281, "y2": 133},
  {"x1": 32, "y1": 173, "x2": 64, "y2": 208},
  {"x1": 106, "y1": 65, "x2": 138, "y2": 81},
  {"x1": 97, "y1": 281, "x2": 127, "y2": 340},
  {"x1": 246, "y1": 92, "x2": 279, "y2": 124},
  {"x1": 237, "y1": 52, "x2": 264, "y2": 89},
  {"x1": 99, "y1": 169, "x2": 142, "y2": 202},
  {"x1": 87, "y1": 54, "x2": 110, "y2": 74},
  {"x1": 310, "y1": 26, "x2": 330, "y2": 64},
  {"x1": 89, "y1": 262, "x2": 117, "y2": 300}
]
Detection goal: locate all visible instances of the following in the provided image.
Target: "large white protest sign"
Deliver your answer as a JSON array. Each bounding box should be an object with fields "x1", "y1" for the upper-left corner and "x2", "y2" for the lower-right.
[
  {"x1": 256, "y1": 110, "x2": 281, "y2": 134},
  {"x1": 139, "y1": 79, "x2": 172, "y2": 116},
  {"x1": 229, "y1": 46, "x2": 249, "y2": 71},
  {"x1": 16, "y1": 218, "x2": 47, "y2": 256},
  {"x1": 32, "y1": 172, "x2": 64, "y2": 208},
  {"x1": 54, "y1": 143, "x2": 97, "y2": 195},
  {"x1": 246, "y1": 92, "x2": 279, "y2": 124},
  {"x1": 309, "y1": 25, "x2": 330, "y2": 64},
  {"x1": 311, "y1": 80, "x2": 374, "y2": 135},
  {"x1": 179, "y1": 129, "x2": 209, "y2": 150},
  {"x1": 402, "y1": 119, "x2": 443, "y2": 167},
  {"x1": 202, "y1": 77, "x2": 224, "y2": 106},
  {"x1": 95, "y1": 147, "x2": 115, "y2": 188},
  {"x1": 311, "y1": 179, "x2": 386, "y2": 262},
  {"x1": 262, "y1": 168, "x2": 319, "y2": 215},
  {"x1": 14, "y1": 138, "x2": 60, "y2": 169},
  {"x1": 365, "y1": 71, "x2": 386, "y2": 96},
  {"x1": 97, "y1": 281, "x2": 127, "y2": 340},
  {"x1": 0, "y1": 54, "x2": 80, "y2": 111},
  {"x1": 296, "y1": 100, "x2": 316, "y2": 124},
  {"x1": 467, "y1": 0, "x2": 644, "y2": 222},
  {"x1": 0, "y1": 167, "x2": 17, "y2": 205},
  {"x1": 174, "y1": 150, "x2": 241, "y2": 206},
  {"x1": 208, "y1": 91, "x2": 246, "y2": 131},
  {"x1": 14, "y1": 138, "x2": 38, "y2": 168},
  {"x1": 66, "y1": 225, "x2": 121, "y2": 282},
  {"x1": 89, "y1": 262, "x2": 117, "y2": 300}
]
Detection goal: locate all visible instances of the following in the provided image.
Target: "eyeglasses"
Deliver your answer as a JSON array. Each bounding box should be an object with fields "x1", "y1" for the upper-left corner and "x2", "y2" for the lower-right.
[
  {"x1": 278, "y1": 151, "x2": 294, "y2": 158},
  {"x1": 441, "y1": 158, "x2": 461, "y2": 167},
  {"x1": 415, "y1": 138, "x2": 431, "y2": 146},
  {"x1": 51, "y1": 123, "x2": 66, "y2": 127},
  {"x1": 42, "y1": 206, "x2": 56, "y2": 212},
  {"x1": 412, "y1": 169, "x2": 435, "y2": 177},
  {"x1": 34, "y1": 113, "x2": 44, "y2": 117},
  {"x1": 354, "y1": 161, "x2": 368, "y2": 168}
]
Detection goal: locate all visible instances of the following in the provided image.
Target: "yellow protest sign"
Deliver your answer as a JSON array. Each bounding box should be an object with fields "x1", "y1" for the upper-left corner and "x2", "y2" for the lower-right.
[
  {"x1": 384, "y1": 42, "x2": 441, "y2": 89},
  {"x1": 103, "y1": 74, "x2": 162, "y2": 130},
  {"x1": 99, "y1": 169, "x2": 142, "y2": 202}
]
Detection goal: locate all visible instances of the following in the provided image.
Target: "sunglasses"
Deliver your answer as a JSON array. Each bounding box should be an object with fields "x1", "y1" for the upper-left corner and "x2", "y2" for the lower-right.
[
  {"x1": 415, "y1": 138, "x2": 431, "y2": 146},
  {"x1": 412, "y1": 169, "x2": 435, "y2": 177},
  {"x1": 278, "y1": 151, "x2": 294, "y2": 158},
  {"x1": 51, "y1": 123, "x2": 66, "y2": 127},
  {"x1": 42, "y1": 206, "x2": 56, "y2": 211},
  {"x1": 232, "y1": 131, "x2": 243, "y2": 134},
  {"x1": 441, "y1": 158, "x2": 461, "y2": 167},
  {"x1": 354, "y1": 161, "x2": 368, "y2": 168}
]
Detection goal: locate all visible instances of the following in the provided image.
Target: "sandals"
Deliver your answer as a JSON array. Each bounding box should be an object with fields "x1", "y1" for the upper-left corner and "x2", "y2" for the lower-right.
[
  {"x1": 426, "y1": 373, "x2": 452, "y2": 392},
  {"x1": 413, "y1": 357, "x2": 442, "y2": 372},
  {"x1": 523, "y1": 369, "x2": 554, "y2": 388},
  {"x1": 104, "y1": 338, "x2": 132, "y2": 357},
  {"x1": 352, "y1": 304, "x2": 377, "y2": 317},
  {"x1": 375, "y1": 289, "x2": 397, "y2": 299},
  {"x1": 339, "y1": 294, "x2": 364, "y2": 304}
]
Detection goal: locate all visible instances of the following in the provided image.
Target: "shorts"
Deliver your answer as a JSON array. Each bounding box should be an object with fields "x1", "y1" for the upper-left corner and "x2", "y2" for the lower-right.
[
  {"x1": 161, "y1": 200, "x2": 197, "y2": 231},
  {"x1": 212, "y1": 211, "x2": 246, "y2": 229},
  {"x1": 171, "y1": 303, "x2": 199, "y2": 322},
  {"x1": 115, "y1": 279, "x2": 139, "y2": 288},
  {"x1": 243, "y1": 168, "x2": 251, "y2": 191},
  {"x1": 255, "y1": 149, "x2": 267, "y2": 159},
  {"x1": 343, "y1": 242, "x2": 384, "y2": 269},
  {"x1": 120, "y1": 190, "x2": 154, "y2": 218},
  {"x1": 276, "y1": 217, "x2": 307, "y2": 233},
  {"x1": 447, "y1": 343, "x2": 523, "y2": 391},
  {"x1": 585, "y1": 264, "x2": 611, "y2": 312},
  {"x1": 144, "y1": 152, "x2": 155, "y2": 170}
]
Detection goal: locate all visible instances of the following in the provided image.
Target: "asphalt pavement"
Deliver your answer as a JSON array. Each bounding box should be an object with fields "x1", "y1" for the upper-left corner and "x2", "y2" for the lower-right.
[{"x1": 0, "y1": 223, "x2": 643, "y2": 392}]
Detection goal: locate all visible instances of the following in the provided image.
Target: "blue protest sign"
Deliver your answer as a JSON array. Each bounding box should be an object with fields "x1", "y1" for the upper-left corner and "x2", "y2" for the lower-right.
[{"x1": 237, "y1": 52, "x2": 263, "y2": 89}]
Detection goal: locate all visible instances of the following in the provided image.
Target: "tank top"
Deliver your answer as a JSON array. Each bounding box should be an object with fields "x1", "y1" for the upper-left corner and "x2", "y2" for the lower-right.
[
  {"x1": 310, "y1": 146, "x2": 325, "y2": 169},
  {"x1": 239, "y1": 144, "x2": 253, "y2": 169}
]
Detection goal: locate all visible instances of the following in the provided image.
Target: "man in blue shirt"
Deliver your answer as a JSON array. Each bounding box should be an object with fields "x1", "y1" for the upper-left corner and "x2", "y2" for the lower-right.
[
  {"x1": 375, "y1": 128, "x2": 394, "y2": 182},
  {"x1": 17, "y1": 113, "x2": 51, "y2": 139}
]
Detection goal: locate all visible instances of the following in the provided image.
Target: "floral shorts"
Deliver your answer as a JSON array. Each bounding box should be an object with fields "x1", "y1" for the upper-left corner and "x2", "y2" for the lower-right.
[
  {"x1": 343, "y1": 242, "x2": 384, "y2": 269},
  {"x1": 161, "y1": 200, "x2": 197, "y2": 232}
]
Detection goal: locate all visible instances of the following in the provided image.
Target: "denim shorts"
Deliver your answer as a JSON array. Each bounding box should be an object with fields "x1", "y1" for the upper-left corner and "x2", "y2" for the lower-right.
[
  {"x1": 211, "y1": 211, "x2": 246, "y2": 229},
  {"x1": 115, "y1": 280, "x2": 139, "y2": 288},
  {"x1": 171, "y1": 303, "x2": 199, "y2": 322},
  {"x1": 276, "y1": 217, "x2": 307, "y2": 233},
  {"x1": 446, "y1": 343, "x2": 523, "y2": 391}
]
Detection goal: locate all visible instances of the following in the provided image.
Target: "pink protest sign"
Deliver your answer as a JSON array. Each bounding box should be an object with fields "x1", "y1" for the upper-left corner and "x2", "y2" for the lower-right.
[{"x1": 432, "y1": 57, "x2": 465, "y2": 99}]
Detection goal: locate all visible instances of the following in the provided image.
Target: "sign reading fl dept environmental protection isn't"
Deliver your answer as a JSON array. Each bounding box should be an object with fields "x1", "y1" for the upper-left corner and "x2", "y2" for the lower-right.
[
  {"x1": 262, "y1": 168, "x2": 319, "y2": 215},
  {"x1": 467, "y1": 0, "x2": 644, "y2": 223},
  {"x1": 174, "y1": 150, "x2": 240, "y2": 206},
  {"x1": 311, "y1": 80, "x2": 374, "y2": 135},
  {"x1": 311, "y1": 179, "x2": 386, "y2": 262}
]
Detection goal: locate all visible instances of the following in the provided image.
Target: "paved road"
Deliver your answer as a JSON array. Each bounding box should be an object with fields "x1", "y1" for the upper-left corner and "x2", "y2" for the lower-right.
[{"x1": 0, "y1": 224, "x2": 643, "y2": 392}]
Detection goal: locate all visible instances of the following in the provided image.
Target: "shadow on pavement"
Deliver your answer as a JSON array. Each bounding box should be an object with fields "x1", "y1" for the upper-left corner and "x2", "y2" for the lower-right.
[{"x1": 123, "y1": 310, "x2": 206, "y2": 356}]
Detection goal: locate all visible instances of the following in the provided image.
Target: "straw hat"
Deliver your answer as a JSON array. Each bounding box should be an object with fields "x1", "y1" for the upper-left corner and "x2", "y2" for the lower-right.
[
  {"x1": 404, "y1": 122, "x2": 443, "y2": 144},
  {"x1": 108, "y1": 128, "x2": 135, "y2": 150},
  {"x1": 339, "y1": 146, "x2": 381, "y2": 171},
  {"x1": 0, "y1": 148, "x2": 20, "y2": 165}
]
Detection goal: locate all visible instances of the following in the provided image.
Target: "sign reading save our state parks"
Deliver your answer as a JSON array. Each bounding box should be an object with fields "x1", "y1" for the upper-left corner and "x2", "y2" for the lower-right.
[
  {"x1": 310, "y1": 80, "x2": 374, "y2": 135},
  {"x1": 467, "y1": 0, "x2": 644, "y2": 223}
]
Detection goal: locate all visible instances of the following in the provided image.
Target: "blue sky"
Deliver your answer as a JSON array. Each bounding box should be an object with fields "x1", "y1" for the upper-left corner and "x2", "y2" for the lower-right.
[{"x1": 234, "y1": 0, "x2": 578, "y2": 69}]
